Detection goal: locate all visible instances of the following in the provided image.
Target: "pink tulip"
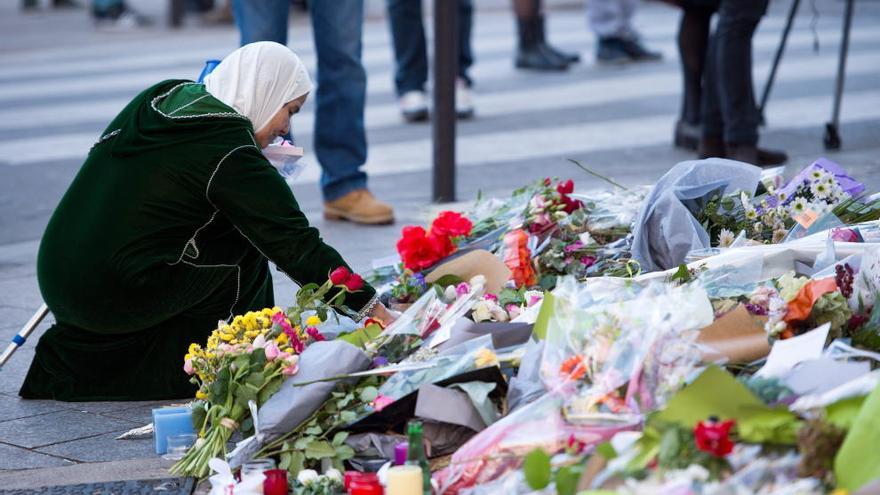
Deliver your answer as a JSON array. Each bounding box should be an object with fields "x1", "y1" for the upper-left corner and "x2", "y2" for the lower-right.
[{"x1": 183, "y1": 359, "x2": 194, "y2": 375}]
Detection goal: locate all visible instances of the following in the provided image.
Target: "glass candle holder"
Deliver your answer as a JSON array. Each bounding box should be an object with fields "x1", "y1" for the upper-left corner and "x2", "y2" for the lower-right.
[
  {"x1": 262, "y1": 469, "x2": 289, "y2": 495},
  {"x1": 241, "y1": 458, "x2": 277, "y2": 477},
  {"x1": 162, "y1": 433, "x2": 197, "y2": 461}
]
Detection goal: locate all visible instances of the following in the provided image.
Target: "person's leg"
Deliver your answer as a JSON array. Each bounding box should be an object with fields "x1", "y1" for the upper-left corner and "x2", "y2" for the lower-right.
[
  {"x1": 698, "y1": 30, "x2": 726, "y2": 158},
  {"x1": 458, "y1": 0, "x2": 475, "y2": 86},
  {"x1": 715, "y1": 0, "x2": 765, "y2": 146},
  {"x1": 513, "y1": 0, "x2": 569, "y2": 70},
  {"x1": 714, "y1": 0, "x2": 786, "y2": 165},
  {"x1": 231, "y1": 0, "x2": 289, "y2": 45},
  {"x1": 386, "y1": 0, "x2": 428, "y2": 96},
  {"x1": 675, "y1": 2, "x2": 715, "y2": 150}
]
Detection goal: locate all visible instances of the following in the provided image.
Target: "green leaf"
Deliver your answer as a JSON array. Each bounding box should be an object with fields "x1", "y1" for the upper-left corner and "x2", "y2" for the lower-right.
[
  {"x1": 288, "y1": 451, "x2": 305, "y2": 477},
  {"x1": 257, "y1": 378, "x2": 283, "y2": 405},
  {"x1": 249, "y1": 349, "x2": 267, "y2": 368},
  {"x1": 340, "y1": 410, "x2": 357, "y2": 424},
  {"x1": 305, "y1": 425, "x2": 323, "y2": 435},
  {"x1": 294, "y1": 437, "x2": 310, "y2": 450},
  {"x1": 431, "y1": 274, "x2": 464, "y2": 288},
  {"x1": 279, "y1": 452, "x2": 292, "y2": 470},
  {"x1": 332, "y1": 431, "x2": 349, "y2": 446},
  {"x1": 595, "y1": 442, "x2": 617, "y2": 460},
  {"x1": 335, "y1": 444, "x2": 355, "y2": 461},
  {"x1": 304, "y1": 440, "x2": 336, "y2": 459},
  {"x1": 359, "y1": 386, "x2": 379, "y2": 403},
  {"x1": 245, "y1": 371, "x2": 266, "y2": 389},
  {"x1": 337, "y1": 325, "x2": 384, "y2": 349},
  {"x1": 555, "y1": 466, "x2": 581, "y2": 495},
  {"x1": 669, "y1": 264, "x2": 691, "y2": 284},
  {"x1": 532, "y1": 292, "x2": 554, "y2": 340},
  {"x1": 523, "y1": 448, "x2": 552, "y2": 490}
]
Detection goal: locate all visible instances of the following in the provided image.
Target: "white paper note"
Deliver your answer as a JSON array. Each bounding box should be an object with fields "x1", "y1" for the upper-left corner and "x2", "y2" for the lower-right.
[{"x1": 756, "y1": 323, "x2": 830, "y2": 379}]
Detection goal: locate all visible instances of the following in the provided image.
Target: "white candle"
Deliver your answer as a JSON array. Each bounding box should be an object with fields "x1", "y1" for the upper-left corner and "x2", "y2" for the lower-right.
[{"x1": 386, "y1": 465, "x2": 424, "y2": 495}]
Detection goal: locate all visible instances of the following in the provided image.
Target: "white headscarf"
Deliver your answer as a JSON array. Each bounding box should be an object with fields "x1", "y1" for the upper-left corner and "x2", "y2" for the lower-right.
[{"x1": 204, "y1": 42, "x2": 312, "y2": 134}]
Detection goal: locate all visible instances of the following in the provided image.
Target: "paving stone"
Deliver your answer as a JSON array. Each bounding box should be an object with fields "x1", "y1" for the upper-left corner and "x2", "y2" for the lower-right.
[
  {"x1": 0, "y1": 409, "x2": 137, "y2": 449},
  {"x1": 0, "y1": 443, "x2": 73, "y2": 470},
  {"x1": 0, "y1": 347, "x2": 36, "y2": 395},
  {"x1": 34, "y1": 430, "x2": 156, "y2": 464},
  {"x1": 0, "y1": 395, "x2": 66, "y2": 422},
  {"x1": 99, "y1": 401, "x2": 180, "y2": 425}
]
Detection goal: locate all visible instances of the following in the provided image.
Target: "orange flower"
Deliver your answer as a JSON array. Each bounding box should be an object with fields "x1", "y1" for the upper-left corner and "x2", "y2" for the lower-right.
[
  {"x1": 783, "y1": 277, "x2": 838, "y2": 324},
  {"x1": 503, "y1": 229, "x2": 537, "y2": 288},
  {"x1": 560, "y1": 355, "x2": 587, "y2": 381}
]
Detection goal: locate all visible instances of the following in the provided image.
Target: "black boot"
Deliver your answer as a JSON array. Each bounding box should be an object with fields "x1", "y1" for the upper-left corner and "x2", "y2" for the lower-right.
[
  {"x1": 515, "y1": 18, "x2": 569, "y2": 71},
  {"x1": 535, "y1": 15, "x2": 580, "y2": 64}
]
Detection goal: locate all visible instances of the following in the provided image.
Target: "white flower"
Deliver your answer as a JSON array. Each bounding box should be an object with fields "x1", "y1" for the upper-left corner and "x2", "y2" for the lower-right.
[
  {"x1": 753, "y1": 222, "x2": 763, "y2": 234},
  {"x1": 776, "y1": 190, "x2": 788, "y2": 203},
  {"x1": 744, "y1": 208, "x2": 758, "y2": 220},
  {"x1": 297, "y1": 469, "x2": 319, "y2": 486},
  {"x1": 740, "y1": 191, "x2": 751, "y2": 210},
  {"x1": 811, "y1": 181, "x2": 831, "y2": 199},
  {"x1": 810, "y1": 169, "x2": 825, "y2": 181},
  {"x1": 472, "y1": 300, "x2": 494, "y2": 322},
  {"x1": 790, "y1": 197, "x2": 808, "y2": 215},
  {"x1": 444, "y1": 285, "x2": 457, "y2": 301},
  {"x1": 578, "y1": 232, "x2": 596, "y2": 246},
  {"x1": 489, "y1": 306, "x2": 510, "y2": 322},
  {"x1": 324, "y1": 468, "x2": 343, "y2": 484},
  {"x1": 717, "y1": 228, "x2": 736, "y2": 248},
  {"x1": 251, "y1": 333, "x2": 266, "y2": 349},
  {"x1": 772, "y1": 229, "x2": 787, "y2": 243},
  {"x1": 469, "y1": 274, "x2": 487, "y2": 288}
]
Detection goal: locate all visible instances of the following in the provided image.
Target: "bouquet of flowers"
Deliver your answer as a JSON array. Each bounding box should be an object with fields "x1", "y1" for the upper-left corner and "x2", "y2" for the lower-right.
[
  {"x1": 698, "y1": 159, "x2": 880, "y2": 248},
  {"x1": 170, "y1": 267, "x2": 366, "y2": 478}
]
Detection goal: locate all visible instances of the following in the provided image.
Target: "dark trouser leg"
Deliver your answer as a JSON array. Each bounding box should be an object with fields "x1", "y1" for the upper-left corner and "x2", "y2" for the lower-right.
[
  {"x1": 231, "y1": 0, "x2": 289, "y2": 45},
  {"x1": 678, "y1": 5, "x2": 715, "y2": 126},
  {"x1": 715, "y1": 0, "x2": 768, "y2": 145},
  {"x1": 458, "y1": 0, "x2": 475, "y2": 86},
  {"x1": 386, "y1": 0, "x2": 428, "y2": 95}
]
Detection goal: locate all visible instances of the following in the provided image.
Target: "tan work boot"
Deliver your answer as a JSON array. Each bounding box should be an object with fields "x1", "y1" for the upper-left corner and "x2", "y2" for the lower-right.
[{"x1": 324, "y1": 189, "x2": 394, "y2": 225}]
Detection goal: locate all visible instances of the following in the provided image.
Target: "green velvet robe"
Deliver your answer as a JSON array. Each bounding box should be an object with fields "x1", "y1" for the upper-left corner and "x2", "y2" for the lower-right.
[{"x1": 20, "y1": 80, "x2": 376, "y2": 401}]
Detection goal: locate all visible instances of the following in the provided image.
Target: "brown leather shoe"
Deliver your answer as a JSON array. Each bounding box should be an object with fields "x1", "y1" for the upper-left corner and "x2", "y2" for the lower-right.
[
  {"x1": 697, "y1": 135, "x2": 726, "y2": 159},
  {"x1": 324, "y1": 189, "x2": 394, "y2": 225}
]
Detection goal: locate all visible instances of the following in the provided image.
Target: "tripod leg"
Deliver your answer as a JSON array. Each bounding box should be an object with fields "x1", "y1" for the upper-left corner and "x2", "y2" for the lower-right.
[
  {"x1": 824, "y1": 0, "x2": 853, "y2": 150},
  {"x1": 758, "y1": 0, "x2": 800, "y2": 125}
]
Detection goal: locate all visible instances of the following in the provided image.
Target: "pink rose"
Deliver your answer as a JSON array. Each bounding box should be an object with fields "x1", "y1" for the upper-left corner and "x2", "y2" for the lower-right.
[
  {"x1": 183, "y1": 359, "x2": 194, "y2": 375},
  {"x1": 371, "y1": 394, "x2": 395, "y2": 412},
  {"x1": 264, "y1": 342, "x2": 280, "y2": 361},
  {"x1": 455, "y1": 282, "x2": 471, "y2": 297}
]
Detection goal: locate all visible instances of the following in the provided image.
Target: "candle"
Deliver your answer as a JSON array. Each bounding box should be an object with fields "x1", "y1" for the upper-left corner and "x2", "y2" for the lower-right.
[
  {"x1": 152, "y1": 407, "x2": 193, "y2": 455},
  {"x1": 386, "y1": 465, "x2": 423, "y2": 495}
]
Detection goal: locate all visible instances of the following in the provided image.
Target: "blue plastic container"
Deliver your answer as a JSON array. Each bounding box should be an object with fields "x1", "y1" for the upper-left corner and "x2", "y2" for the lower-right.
[{"x1": 196, "y1": 59, "x2": 222, "y2": 83}]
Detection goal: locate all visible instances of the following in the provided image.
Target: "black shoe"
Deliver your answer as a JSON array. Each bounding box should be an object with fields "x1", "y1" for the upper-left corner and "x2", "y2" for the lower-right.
[
  {"x1": 697, "y1": 135, "x2": 726, "y2": 159},
  {"x1": 596, "y1": 38, "x2": 630, "y2": 65},
  {"x1": 52, "y1": 0, "x2": 82, "y2": 8},
  {"x1": 726, "y1": 143, "x2": 788, "y2": 167},
  {"x1": 674, "y1": 120, "x2": 701, "y2": 151},
  {"x1": 535, "y1": 15, "x2": 580, "y2": 64},
  {"x1": 515, "y1": 18, "x2": 569, "y2": 71},
  {"x1": 619, "y1": 38, "x2": 663, "y2": 62}
]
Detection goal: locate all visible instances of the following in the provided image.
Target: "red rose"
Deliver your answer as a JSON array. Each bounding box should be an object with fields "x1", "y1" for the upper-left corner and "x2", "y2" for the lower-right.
[
  {"x1": 560, "y1": 194, "x2": 584, "y2": 214},
  {"x1": 329, "y1": 266, "x2": 351, "y2": 285},
  {"x1": 428, "y1": 232, "x2": 455, "y2": 259},
  {"x1": 429, "y1": 211, "x2": 473, "y2": 239},
  {"x1": 397, "y1": 226, "x2": 442, "y2": 271},
  {"x1": 556, "y1": 179, "x2": 574, "y2": 195},
  {"x1": 344, "y1": 273, "x2": 365, "y2": 292},
  {"x1": 694, "y1": 419, "x2": 735, "y2": 457},
  {"x1": 543, "y1": 177, "x2": 552, "y2": 186}
]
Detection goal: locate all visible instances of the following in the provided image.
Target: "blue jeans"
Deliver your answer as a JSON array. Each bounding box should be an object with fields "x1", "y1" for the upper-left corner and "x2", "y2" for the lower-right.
[
  {"x1": 386, "y1": 0, "x2": 474, "y2": 95},
  {"x1": 701, "y1": 0, "x2": 768, "y2": 145},
  {"x1": 232, "y1": 0, "x2": 368, "y2": 201}
]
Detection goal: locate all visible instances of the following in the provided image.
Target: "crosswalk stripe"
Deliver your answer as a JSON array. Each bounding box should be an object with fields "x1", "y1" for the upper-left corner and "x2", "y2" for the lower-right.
[
  {"x1": 0, "y1": 34, "x2": 875, "y2": 135},
  {"x1": 1, "y1": 22, "x2": 873, "y2": 102}
]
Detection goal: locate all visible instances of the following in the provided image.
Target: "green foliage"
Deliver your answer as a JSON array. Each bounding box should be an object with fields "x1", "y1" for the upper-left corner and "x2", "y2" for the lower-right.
[
  {"x1": 523, "y1": 448, "x2": 552, "y2": 490},
  {"x1": 432, "y1": 274, "x2": 464, "y2": 288}
]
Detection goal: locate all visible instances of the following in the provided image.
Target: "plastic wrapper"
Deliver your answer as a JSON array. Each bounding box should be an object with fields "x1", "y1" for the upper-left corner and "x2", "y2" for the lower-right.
[
  {"x1": 434, "y1": 393, "x2": 638, "y2": 494},
  {"x1": 262, "y1": 137, "x2": 305, "y2": 183},
  {"x1": 377, "y1": 335, "x2": 495, "y2": 402},
  {"x1": 540, "y1": 282, "x2": 713, "y2": 418},
  {"x1": 571, "y1": 186, "x2": 650, "y2": 232},
  {"x1": 631, "y1": 158, "x2": 762, "y2": 272}
]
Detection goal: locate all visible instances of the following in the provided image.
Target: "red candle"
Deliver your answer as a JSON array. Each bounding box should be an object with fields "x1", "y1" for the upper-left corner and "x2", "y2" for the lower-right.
[{"x1": 262, "y1": 469, "x2": 289, "y2": 495}]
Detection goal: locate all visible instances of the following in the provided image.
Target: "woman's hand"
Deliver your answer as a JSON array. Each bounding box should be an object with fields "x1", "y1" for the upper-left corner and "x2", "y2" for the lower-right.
[{"x1": 370, "y1": 302, "x2": 399, "y2": 326}]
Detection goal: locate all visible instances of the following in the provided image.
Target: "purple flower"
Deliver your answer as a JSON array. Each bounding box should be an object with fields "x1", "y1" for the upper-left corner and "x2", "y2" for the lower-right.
[
  {"x1": 372, "y1": 356, "x2": 389, "y2": 368},
  {"x1": 745, "y1": 303, "x2": 768, "y2": 316},
  {"x1": 564, "y1": 240, "x2": 584, "y2": 253},
  {"x1": 455, "y1": 282, "x2": 471, "y2": 297}
]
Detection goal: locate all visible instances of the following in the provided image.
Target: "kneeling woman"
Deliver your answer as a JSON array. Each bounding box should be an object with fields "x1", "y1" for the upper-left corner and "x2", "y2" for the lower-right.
[{"x1": 20, "y1": 42, "x2": 393, "y2": 401}]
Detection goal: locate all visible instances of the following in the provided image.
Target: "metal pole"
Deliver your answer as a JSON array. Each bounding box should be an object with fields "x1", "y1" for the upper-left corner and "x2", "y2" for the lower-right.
[
  {"x1": 169, "y1": 0, "x2": 185, "y2": 28},
  {"x1": 432, "y1": 0, "x2": 458, "y2": 203},
  {"x1": 0, "y1": 303, "x2": 49, "y2": 370},
  {"x1": 758, "y1": 0, "x2": 800, "y2": 124},
  {"x1": 824, "y1": 0, "x2": 853, "y2": 150}
]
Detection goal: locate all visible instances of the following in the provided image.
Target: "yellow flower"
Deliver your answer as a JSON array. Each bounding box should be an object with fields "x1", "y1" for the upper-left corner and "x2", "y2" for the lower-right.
[
  {"x1": 305, "y1": 315, "x2": 322, "y2": 327},
  {"x1": 220, "y1": 333, "x2": 234, "y2": 342},
  {"x1": 830, "y1": 490, "x2": 849, "y2": 495},
  {"x1": 195, "y1": 390, "x2": 208, "y2": 400},
  {"x1": 275, "y1": 332, "x2": 289, "y2": 345},
  {"x1": 474, "y1": 348, "x2": 499, "y2": 368}
]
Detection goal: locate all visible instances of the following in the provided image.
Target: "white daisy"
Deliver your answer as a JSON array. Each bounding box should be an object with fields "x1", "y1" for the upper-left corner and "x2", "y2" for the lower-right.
[
  {"x1": 745, "y1": 208, "x2": 758, "y2": 220},
  {"x1": 717, "y1": 228, "x2": 736, "y2": 248},
  {"x1": 753, "y1": 222, "x2": 764, "y2": 234},
  {"x1": 811, "y1": 181, "x2": 830, "y2": 199},
  {"x1": 810, "y1": 169, "x2": 824, "y2": 181},
  {"x1": 740, "y1": 191, "x2": 752, "y2": 210},
  {"x1": 776, "y1": 191, "x2": 788, "y2": 203},
  {"x1": 772, "y1": 229, "x2": 788, "y2": 243},
  {"x1": 790, "y1": 197, "x2": 808, "y2": 214}
]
